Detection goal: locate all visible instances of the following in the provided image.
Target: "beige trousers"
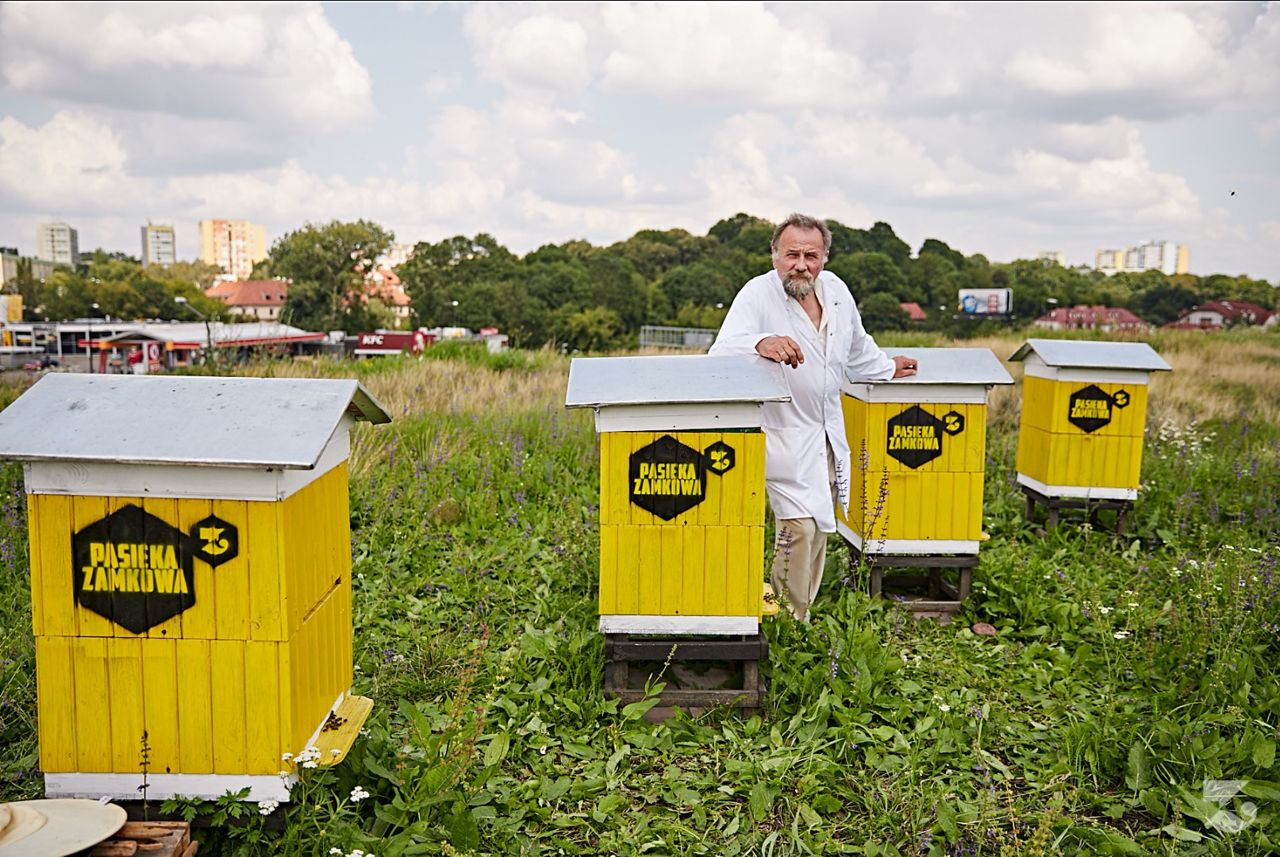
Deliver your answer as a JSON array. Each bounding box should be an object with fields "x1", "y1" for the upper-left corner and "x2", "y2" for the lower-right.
[
  {"x1": 770, "y1": 443, "x2": 839, "y2": 622},
  {"x1": 770, "y1": 518, "x2": 827, "y2": 622}
]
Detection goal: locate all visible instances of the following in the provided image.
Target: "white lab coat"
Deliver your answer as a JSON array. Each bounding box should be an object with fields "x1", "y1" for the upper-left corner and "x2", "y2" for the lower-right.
[{"x1": 709, "y1": 270, "x2": 895, "y2": 532}]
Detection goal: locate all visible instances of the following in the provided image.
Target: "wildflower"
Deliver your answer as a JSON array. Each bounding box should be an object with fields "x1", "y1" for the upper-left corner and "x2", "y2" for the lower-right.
[
  {"x1": 1113, "y1": 631, "x2": 1130, "y2": 639},
  {"x1": 350, "y1": 786, "x2": 371, "y2": 802},
  {"x1": 938, "y1": 703, "x2": 952, "y2": 713},
  {"x1": 1127, "y1": 602, "x2": 1139, "y2": 608},
  {"x1": 331, "y1": 849, "x2": 343, "y2": 855},
  {"x1": 281, "y1": 752, "x2": 294, "y2": 762},
  {"x1": 258, "y1": 799, "x2": 279, "y2": 815},
  {"x1": 1099, "y1": 606, "x2": 1112, "y2": 615}
]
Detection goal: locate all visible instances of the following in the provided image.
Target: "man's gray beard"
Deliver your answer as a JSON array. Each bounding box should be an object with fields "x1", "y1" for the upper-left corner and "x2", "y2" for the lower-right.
[{"x1": 783, "y1": 274, "x2": 815, "y2": 300}]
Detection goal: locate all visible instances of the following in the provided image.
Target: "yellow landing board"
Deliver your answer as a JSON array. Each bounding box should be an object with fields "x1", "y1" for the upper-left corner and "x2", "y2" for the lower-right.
[{"x1": 313, "y1": 695, "x2": 374, "y2": 767}]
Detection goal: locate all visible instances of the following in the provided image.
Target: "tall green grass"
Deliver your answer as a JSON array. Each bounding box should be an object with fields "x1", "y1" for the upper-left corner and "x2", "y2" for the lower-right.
[{"x1": 0, "y1": 334, "x2": 1277, "y2": 855}]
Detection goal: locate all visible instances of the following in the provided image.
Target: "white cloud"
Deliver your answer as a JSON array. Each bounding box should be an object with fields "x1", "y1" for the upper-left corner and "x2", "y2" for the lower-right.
[
  {"x1": 598, "y1": 2, "x2": 884, "y2": 108},
  {"x1": 422, "y1": 73, "x2": 463, "y2": 98},
  {"x1": 463, "y1": 6, "x2": 592, "y2": 93},
  {"x1": 0, "y1": 112, "x2": 151, "y2": 213},
  {"x1": 0, "y1": 2, "x2": 373, "y2": 133}
]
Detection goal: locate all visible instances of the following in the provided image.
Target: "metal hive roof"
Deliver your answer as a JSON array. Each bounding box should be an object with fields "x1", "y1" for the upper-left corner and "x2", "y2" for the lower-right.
[
  {"x1": 0, "y1": 374, "x2": 391, "y2": 469},
  {"x1": 565, "y1": 354, "x2": 790, "y2": 408},
  {"x1": 847, "y1": 347, "x2": 1013, "y2": 385},
  {"x1": 1008, "y1": 339, "x2": 1172, "y2": 371}
]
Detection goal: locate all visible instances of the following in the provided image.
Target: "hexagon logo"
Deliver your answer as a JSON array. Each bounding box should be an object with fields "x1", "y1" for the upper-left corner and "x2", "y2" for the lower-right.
[
  {"x1": 191, "y1": 514, "x2": 239, "y2": 568},
  {"x1": 72, "y1": 504, "x2": 198, "y2": 634},
  {"x1": 1068, "y1": 384, "x2": 1127, "y2": 433},
  {"x1": 630, "y1": 435, "x2": 707, "y2": 520},
  {"x1": 703, "y1": 440, "x2": 736, "y2": 476},
  {"x1": 886, "y1": 405, "x2": 956, "y2": 469}
]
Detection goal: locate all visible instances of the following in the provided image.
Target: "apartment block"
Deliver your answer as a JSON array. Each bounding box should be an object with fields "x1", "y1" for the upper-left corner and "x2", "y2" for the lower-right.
[
  {"x1": 198, "y1": 219, "x2": 267, "y2": 281},
  {"x1": 141, "y1": 223, "x2": 177, "y2": 267},
  {"x1": 36, "y1": 222, "x2": 79, "y2": 266},
  {"x1": 1094, "y1": 240, "x2": 1189, "y2": 276}
]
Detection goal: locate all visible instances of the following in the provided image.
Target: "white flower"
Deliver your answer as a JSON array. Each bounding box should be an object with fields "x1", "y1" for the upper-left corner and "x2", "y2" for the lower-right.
[
  {"x1": 939, "y1": 703, "x2": 952, "y2": 713},
  {"x1": 303, "y1": 760, "x2": 318, "y2": 769},
  {"x1": 258, "y1": 799, "x2": 279, "y2": 815},
  {"x1": 331, "y1": 849, "x2": 343, "y2": 855},
  {"x1": 350, "y1": 786, "x2": 371, "y2": 802},
  {"x1": 1127, "y1": 602, "x2": 1139, "y2": 608},
  {"x1": 281, "y1": 752, "x2": 293, "y2": 762},
  {"x1": 1099, "y1": 606, "x2": 1113, "y2": 615},
  {"x1": 1113, "y1": 631, "x2": 1130, "y2": 639}
]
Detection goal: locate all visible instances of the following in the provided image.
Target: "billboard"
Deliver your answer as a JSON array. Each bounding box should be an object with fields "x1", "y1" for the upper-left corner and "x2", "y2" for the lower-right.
[{"x1": 958, "y1": 288, "x2": 1012, "y2": 316}]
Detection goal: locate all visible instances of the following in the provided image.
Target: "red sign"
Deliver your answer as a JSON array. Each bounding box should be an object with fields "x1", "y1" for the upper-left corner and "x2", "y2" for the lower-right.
[{"x1": 354, "y1": 332, "x2": 423, "y2": 354}]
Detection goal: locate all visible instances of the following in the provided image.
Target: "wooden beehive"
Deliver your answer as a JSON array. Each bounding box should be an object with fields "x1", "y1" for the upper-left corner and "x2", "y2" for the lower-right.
[
  {"x1": 1010, "y1": 339, "x2": 1171, "y2": 500},
  {"x1": 566, "y1": 355, "x2": 788, "y2": 635},
  {"x1": 0, "y1": 374, "x2": 390, "y2": 802},
  {"x1": 837, "y1": 347, "x2": 1012, "y2": 555}
]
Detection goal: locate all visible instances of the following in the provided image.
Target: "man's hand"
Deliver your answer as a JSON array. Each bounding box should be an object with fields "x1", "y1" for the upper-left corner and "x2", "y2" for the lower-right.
[
  {"x1": 892, "y1": 355, "x2": 918, "y2": 378},
  {"x1": 756, "y1": 335, "x2": 804, "y2": 368}
]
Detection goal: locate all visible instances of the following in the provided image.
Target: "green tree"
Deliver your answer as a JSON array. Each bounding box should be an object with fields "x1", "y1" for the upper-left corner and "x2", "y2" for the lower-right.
[
  {"x1": 399, "y1": 234, "x2": 516, "y2": 329},
  {"x1": 859, "y1": 292, "x2": 911, "y2": 332},
  {"x1": 827, "y1": 252, "x2": 909, "y2": 303},
  {"x1": 918, "y1": 238, "x2": 966, "y2": 271},
  {"x1": 165, "y1": 260, "x2": 224, "y2": 291},
  {"x1": 268, "y1": 220, "x2": 393, "y2": 332},
  {"x1": 1130, "y1": 283, "x2": 1198, "y2": 326},
  {"x1": 557, "y1": 306, "x2": 622, "y2": 352}
]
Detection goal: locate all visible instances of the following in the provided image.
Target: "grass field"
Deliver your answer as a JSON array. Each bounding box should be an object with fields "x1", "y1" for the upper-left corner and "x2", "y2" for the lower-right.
[{"x1": 0, "y1": 331, "x2": 1278, "y2": 856}]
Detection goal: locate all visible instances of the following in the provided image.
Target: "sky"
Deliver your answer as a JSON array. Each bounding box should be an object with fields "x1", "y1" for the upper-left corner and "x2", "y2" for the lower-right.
[{"x1": 1, "y1": 1, "x2": 1278, "y2": 282}]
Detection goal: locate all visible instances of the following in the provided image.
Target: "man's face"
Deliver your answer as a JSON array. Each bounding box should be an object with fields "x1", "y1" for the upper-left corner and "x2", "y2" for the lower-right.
[{"x1": 771, "y1": 226, "x2": 826, "y2": 300}]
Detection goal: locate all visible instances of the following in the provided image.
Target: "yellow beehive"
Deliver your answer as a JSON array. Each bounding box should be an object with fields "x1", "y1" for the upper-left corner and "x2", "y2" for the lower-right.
[
  {"x1": 837, "y1": 348, "x2": 1012, "y2": 555},
  {"x1": 1011, "y1": 339, "x2": 1171, "y2": 500},
  {"x1": 0, "y1": 374, "x2": 390, "y2": 803},
  {"x1": 566, "y1": 355, "x2": 787, "y2": 635}
]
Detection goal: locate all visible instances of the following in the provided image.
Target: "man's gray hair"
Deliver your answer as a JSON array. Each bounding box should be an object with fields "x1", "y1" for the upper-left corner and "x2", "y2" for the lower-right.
[{"x1": 770, "y1": 213, "x2": 832, "y2": 256}]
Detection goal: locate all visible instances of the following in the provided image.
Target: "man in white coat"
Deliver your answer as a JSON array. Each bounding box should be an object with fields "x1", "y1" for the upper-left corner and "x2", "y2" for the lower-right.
[{"x1": 709, "y1": 213, "x2": 917, "y2": 622}]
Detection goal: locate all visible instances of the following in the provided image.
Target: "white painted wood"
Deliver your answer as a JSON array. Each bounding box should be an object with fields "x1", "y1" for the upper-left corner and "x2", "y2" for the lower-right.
[
  {"x1": 595, "y1": 402, "x2": 762, "y2": 433},
  {"x1": 23, "y1": 422, "x2": 351, "y2": 501},
  {"x1": 1016, "y1": 473, "x2": 1137, "y2": 500},
  {"x1": 843, "y1": 384, "x2": 989, "y2": 405},
  {"x1": 836, "y1": 522, "x2": 979, "y2": 555},
  {"x1": 1021, "y1": 361, "x2": 1151, "y2": 385},
  {"x1": 44, "y1": 771, "x2": 297, "y2": 803},
  {"x1": 599, "y1": 615, "x2": 759, "y2": 635}
]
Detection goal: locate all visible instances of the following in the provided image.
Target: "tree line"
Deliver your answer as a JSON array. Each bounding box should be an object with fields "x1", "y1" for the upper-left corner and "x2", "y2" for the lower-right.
[{"x1": 6, "y1": 216, "x2": 1274, "y2": 351}]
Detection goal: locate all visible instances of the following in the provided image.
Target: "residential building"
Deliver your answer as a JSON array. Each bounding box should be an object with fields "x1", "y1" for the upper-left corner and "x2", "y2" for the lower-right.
[
  {"x1": 140, "y1": 223, "x2": 177, "y2": 268},
  {"x1": 1034, "y1": 305, "x2": 1150, "y2": 332},
  {"x1": 380, "y1": 243, "x2": 415, "y2": 269},
  {"x1": 206, "y1": 279, "x2": 289, "y2": 322},
  {"x1": 36, "y1": 222, "x2": 79, "y2": 266},
  {"x1": 899, "y1": 302, "x2": 927, "y2": 322},
  {"x1": 198, "y1": 219, "x2": 267, "y2": 281},
  {"x1": 1094, "y1": 240, "x2": 1189, "y2": 276},
  {"x1": 1172, "y1": 300, "x2": 1273, "y2": 331},
  {"x1": 1, "y1": 248, "x2": 56, "y2": 289},
  {"x1": 363, "y1": 266, "x2": 413, "y2": 328}
]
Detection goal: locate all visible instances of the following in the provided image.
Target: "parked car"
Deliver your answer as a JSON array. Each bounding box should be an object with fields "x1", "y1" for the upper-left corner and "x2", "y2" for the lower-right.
[{"x1": 22, "y1": 355, "x2": 59, "y2": 371}]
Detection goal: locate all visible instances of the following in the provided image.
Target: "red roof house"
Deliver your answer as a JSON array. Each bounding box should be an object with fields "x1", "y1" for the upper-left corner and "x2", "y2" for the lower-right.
[
  {"x1": 1177, "y1": 300, "x2": 1273, "y2": 329},
  {"x1": 899, "y1": 302, "x2": 928, "y2": 322},
  {"x1": 1033, "y1": 305, "x2": 1150, "y2": 331},
  {"x1": 206, "y1": 279, "x2": 290, "y2": 322}
]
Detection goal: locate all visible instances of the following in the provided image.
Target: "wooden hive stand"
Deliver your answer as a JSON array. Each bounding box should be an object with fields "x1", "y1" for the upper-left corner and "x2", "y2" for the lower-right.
[
  {"x1": 1021, "y1": 484, "x2": 1132, "y2": 534},
  {"x1": 88, "y1": 821, "x2": 197, "y2": 857},
  {"x1": 852, "y1": 548, "x2": 977, "y2": 621},
  {"x1": 603, "y1": 633, "x2": 768, "y2": 713}
]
